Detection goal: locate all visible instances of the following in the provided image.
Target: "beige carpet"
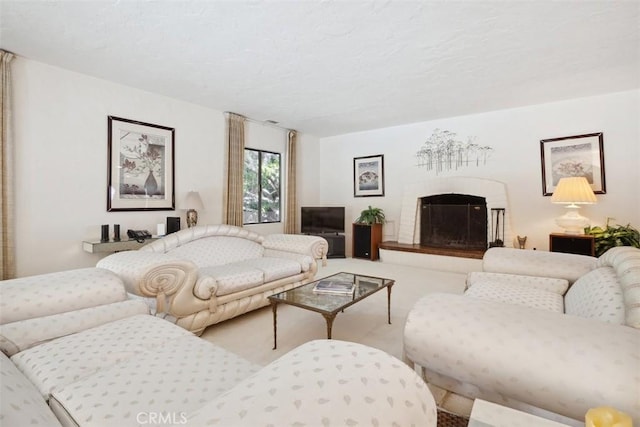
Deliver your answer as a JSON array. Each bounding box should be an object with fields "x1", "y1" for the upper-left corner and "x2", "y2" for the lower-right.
[
  {"x1": 201, "y1": 257, "x2": 466, "y2": 366},
  {"x1": 200, "y1": 258, "x2": 470, "y2": 423}
]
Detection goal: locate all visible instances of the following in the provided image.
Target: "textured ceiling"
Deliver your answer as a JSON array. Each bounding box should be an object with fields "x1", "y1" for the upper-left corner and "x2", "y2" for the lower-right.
[{"x1": 1, "y1": 1, "x2": 639, "y2": 137}]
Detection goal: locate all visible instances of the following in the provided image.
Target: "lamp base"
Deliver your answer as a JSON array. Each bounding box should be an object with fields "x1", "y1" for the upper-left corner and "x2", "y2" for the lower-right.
[
  {"x1": 555, "y1": 206, "x2": 589, "y2": 234},
  {"x1": 186, "y1": 209, "x2": 198, "y2": 228}
]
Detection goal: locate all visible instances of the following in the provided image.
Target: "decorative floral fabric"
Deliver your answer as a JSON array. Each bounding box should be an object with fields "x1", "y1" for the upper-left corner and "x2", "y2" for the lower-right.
[
  {"x1": 467, "y1": 271, "x2": 569, "y2": 295},
  {"x1": 96, "y1": 251, "x2": 195, "y2": 295},
  {"x1": 404, "y1": 246, "x2": 640, "y2": 424},
  {"x1": 464, "y1": 281, "x2": 564, "y2": 312},
  {"x1": 167, "y1": 236, "x2": 265, "y2": 267},
  {"x1": 263, "y1": 233, "x2": 329, "y2": 261},
  {"x1": 596, "y1": 246, "x2": 640, "y2": 328},
  {"x1": 404, "y1": 293, "x2": 640, "y2": 424},
  {"x1": 141, "y1": 224, "x2": 264, "y2": 254},
  {"x1": 97, "y1": 224, "x2": 325, "y2": 333},
  {"x1": 10, "y1": 315, "x2": 192, "y2": 398},
  {"x1": 263, "y1": 249, "x2": 314, "y2": 272},
  {"x1": 482, "y1": 247, "x2": 596, "y2": 284},
  {"x1": 0, "y1": 300, "x2": 149, "y2": 356},
  {"x1": 49, "y1": 334, "x2": 259, "y2": 427},
  {"x1": 188, "y1": 340, "x2": 437, "y2": 427},
  {"x1": 181, "y1": 280, "x2": 304, "y2": 333},
  {"x1": 199, "y1": 264, "x2": 264, "y2": 296},
  {"x1": 0, "y1": 352, "x2": 62, "y2": 427},
  {"x1": 244, "y1": 257, "x2": 302, "y2": 282},
  {"x1": 0, "y1": 267, "x2": 126, "y2": 324},
  {"x1": 564, "y1": 266, "x2": 625, "y2": 324}
]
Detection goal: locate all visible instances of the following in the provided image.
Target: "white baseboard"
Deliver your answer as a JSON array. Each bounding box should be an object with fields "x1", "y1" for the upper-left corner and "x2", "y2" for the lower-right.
[{"x1": 379, "y1": 249, "x2": 482, "y2": 274}]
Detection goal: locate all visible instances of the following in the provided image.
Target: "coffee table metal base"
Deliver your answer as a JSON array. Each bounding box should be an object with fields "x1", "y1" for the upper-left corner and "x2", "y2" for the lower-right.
[{"x1": 270, "y1": 282, "x2": 393, "y2": 350}]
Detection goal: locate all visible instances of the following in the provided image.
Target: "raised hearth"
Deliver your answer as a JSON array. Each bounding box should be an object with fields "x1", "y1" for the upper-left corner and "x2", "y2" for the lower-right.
[{"x1": 379, "y1": 241, "x2": 485, "y2": 259}]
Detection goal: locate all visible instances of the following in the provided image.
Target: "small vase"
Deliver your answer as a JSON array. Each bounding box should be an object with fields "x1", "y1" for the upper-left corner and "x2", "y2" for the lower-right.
[{"x1": 144, "y1": 170, "x2": 158, "y2": 196}]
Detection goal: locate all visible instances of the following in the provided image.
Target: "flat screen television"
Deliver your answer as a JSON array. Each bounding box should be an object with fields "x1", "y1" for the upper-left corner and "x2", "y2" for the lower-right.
[{"x1": 301, "y1": 206, "x2": 345, "y2": 234}]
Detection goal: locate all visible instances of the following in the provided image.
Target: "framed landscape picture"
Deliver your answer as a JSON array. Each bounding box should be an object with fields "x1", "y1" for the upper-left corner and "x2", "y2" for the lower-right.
[
  {"x1": 107, "y1": 116, "x2": 175, "y2": 211},
  {"x1": 540, "y1": 132, "x2": 605, "y2": 196},
  {"x1": 354, "y1": 154, "x2": 385, "y2": 197}
]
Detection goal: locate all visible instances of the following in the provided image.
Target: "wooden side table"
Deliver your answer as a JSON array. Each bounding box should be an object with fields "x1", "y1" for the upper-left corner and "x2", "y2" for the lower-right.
[{"x1": 549, "y1": 233, "x2": 595, "y2": 256}]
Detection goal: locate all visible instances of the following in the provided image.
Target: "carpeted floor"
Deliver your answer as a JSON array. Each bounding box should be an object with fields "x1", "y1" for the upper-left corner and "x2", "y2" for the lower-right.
[
  {"x1": 201, "y1": 257, "x2": 467, "y2": 365},
  {"x1": 201, "y1": 257, "x2": 472, "y2": 423}
]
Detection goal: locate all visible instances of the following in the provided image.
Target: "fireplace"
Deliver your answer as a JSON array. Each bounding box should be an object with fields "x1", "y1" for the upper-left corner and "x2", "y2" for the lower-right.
[
  {"x1": 420, "y1": 194, "x2": 487, "y2": 250},
  {"x1": 395, "y1": 177, "x2": 513, "y2": 252}
]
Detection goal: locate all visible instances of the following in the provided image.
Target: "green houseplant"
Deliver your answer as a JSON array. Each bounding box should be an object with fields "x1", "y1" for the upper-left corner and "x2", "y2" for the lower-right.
[
  {"x1": 355, "y1": 206, "x2": 386, "y2": 225},
  {"x1": 584, "y1": 218, "x2": 640, "y2": 257}
]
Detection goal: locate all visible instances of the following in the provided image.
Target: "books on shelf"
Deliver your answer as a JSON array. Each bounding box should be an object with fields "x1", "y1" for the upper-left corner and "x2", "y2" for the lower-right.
[{"x1": 312, "y1": 279, "x2": 355, "y2": 295}]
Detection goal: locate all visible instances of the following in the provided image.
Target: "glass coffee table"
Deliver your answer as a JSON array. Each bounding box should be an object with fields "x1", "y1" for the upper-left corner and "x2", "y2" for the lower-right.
[{"x1": 268, "y1": 272, "x2": 395, "y2": 349}]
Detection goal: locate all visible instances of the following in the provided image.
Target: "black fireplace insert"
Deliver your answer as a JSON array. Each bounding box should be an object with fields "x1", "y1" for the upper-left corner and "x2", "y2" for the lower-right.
[{"x1": 420, "y1": 194, "x2": 487, "y2": 250}]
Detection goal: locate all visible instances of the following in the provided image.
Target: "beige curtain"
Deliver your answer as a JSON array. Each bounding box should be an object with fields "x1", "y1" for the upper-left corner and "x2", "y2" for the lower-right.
[
  {"x1": 0, "y1": 50, "x2": 15, "y2": 279},
  {"x1": 284, "y1": 130, "x2": 297, "y2": 234},
  {"x1": 223, "y1": 113, "x2": 246, "y2": 226}
]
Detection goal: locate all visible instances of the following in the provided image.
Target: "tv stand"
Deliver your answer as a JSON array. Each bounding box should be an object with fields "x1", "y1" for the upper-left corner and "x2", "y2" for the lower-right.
[{"x1": 308, "y1": 233, "x2": 345, "y2": 258}]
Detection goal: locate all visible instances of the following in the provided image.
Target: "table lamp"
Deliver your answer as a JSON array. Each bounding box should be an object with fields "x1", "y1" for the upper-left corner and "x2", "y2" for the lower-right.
[
  {"x1": 585, "y1": 406, "x2": 632, "y2": 427},
  {"x1": 184, "y1": 191, "x2": 204, "y2": 228},
  {"x1": 551, "y1": 176, "x2": 597, "y2": 234}
]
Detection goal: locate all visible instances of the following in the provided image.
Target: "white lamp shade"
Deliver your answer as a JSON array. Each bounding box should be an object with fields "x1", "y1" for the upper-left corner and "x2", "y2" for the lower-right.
[
  {"x1": 183, "y1": 191, "x2": 204, "y2": 210},
  {"x1": 550, "y1": 177, "x2": 597, "y2": 204},
  {"x1": 550, "y1": 177, "x2": 596, "y2": 234}
]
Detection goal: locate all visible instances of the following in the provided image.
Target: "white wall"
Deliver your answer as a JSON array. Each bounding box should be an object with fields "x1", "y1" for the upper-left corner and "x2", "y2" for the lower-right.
[
  {"x1": 11, "y1": 56, "x2": 638, "y2": 276},
  {"x1": 12, "y1": 58, "x2": 227, "y2": 275},
  {"x1": 12, "y1": 57, "x2": 322, "y2": 277},
  {"x1": 316, "y1": 90, "x2": 640, "y2": 255}
]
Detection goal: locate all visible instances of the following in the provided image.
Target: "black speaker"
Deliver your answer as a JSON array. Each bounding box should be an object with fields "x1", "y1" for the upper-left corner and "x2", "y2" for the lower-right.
[
  {"x1": 166, "y1": 217, "x2": 181, "y2": 234},
  {"x1": 353, "y1": 224, "x2": 372, "y2": 258}
]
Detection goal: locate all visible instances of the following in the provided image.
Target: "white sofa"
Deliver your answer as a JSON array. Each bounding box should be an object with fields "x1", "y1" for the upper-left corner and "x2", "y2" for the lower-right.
[
  {"x1": 97, "y1": 224, "x2": 328, "y2": 334},
  {"x1": 1, "y1": 267, "x2": 437, "y2": 427},
  {"x1": 403, "y1": 246, "x2": 640, "y2": 425}
]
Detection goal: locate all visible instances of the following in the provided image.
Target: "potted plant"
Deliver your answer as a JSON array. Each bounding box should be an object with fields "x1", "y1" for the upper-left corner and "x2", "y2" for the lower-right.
[
  {"x1": 584, "y1": 218, "x2": 640, "y2": 257},
  {"x1": 355, "y1": 206, "x2": 386, "y2": 225}
]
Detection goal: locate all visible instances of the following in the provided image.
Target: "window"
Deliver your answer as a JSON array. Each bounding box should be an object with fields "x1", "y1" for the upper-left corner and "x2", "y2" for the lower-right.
[{"x1": 243, "y1": 149, "x2": 281, "y2": 224}]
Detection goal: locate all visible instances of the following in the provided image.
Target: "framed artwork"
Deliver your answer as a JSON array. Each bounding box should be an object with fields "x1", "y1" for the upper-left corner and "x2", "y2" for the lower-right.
[
  {"x1": 107, "y1": 116, "x2": 175, "y2": 211},
  {"x1": 540, "y1": 132, "x2": 605, "y2": 196},
  {"x1": 354, "y1": 154, "x2": 385, "y2": 197}
]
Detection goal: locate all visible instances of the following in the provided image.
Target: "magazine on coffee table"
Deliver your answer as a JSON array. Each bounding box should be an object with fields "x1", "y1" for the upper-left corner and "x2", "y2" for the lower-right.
[{"x1": 312, "y1": 279, "x2": 355, "y2": 295}]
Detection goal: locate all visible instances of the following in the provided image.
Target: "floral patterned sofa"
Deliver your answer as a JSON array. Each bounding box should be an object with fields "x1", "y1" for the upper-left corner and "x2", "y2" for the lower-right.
[
  {"x1": 403, "y1": 246, "x2": 640, "y2": 425},
  {"x1": 97, "y1": 224, "x2": 328, "y2": 334},
  {"x1": 0, "y1": 267, "x2": 437, "y2": 427}
]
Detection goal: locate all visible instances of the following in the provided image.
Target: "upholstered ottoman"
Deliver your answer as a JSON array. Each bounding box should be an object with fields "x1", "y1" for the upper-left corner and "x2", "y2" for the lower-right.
[{"x1": 188, "y1": 339, "x2": 438, "y2": 427}]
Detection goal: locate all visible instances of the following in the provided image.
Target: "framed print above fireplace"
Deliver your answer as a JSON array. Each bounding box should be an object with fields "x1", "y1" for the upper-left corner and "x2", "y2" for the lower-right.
[
  {"x1": 107, "y1": 116, "x2": 175, "y2": 211},
  {"x1": 540, "y1": 132, "x2": 605, "y2": 196},
  {"x1": 354, "y1": 154, "x2": 385, "y2": 197}
]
